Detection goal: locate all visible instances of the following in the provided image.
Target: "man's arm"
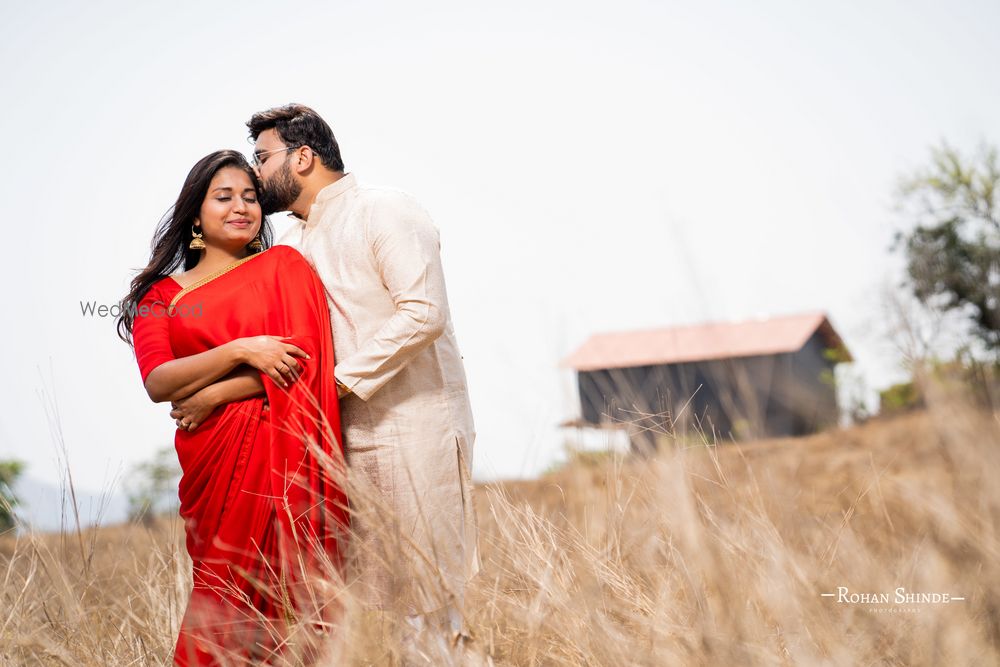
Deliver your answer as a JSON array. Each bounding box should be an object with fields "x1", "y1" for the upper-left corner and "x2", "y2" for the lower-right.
[{"x1": 333, "y1": 195, "x2": 449, "y2": 401}]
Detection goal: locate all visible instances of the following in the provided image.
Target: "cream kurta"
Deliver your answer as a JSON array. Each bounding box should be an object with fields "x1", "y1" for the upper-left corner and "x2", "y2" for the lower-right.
[{"x1": 279, "y1": 173, "x2": 478, "y2": 612}]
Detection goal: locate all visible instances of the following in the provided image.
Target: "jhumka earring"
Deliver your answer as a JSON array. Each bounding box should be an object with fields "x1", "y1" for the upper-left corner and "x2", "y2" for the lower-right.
[
  {"x1": 248, "y1": 235, "x2": 263, "y2": 252},
  {"x1": 189, "y1": 224, "x2": 206, "y2": 250}
]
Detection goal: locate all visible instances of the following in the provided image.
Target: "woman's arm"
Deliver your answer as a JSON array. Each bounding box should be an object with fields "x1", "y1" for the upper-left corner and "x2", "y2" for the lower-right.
[
  {"x1": 144, "y1": 336, "x2": 308, "y2": 403},
  {"x1": 144, "y1": 339, "x2": 244, "y2": 403},
  {"x1": 169, "y1": 366, "x2": 266, "y2": 431},
  {"x1": 199, "y1": 366, "x2": 267, "y2": 404}
]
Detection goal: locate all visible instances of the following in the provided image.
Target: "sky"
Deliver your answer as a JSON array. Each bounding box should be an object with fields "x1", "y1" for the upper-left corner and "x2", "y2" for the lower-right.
[{"x1": 1, "y1": 0, "x2": 998, "y2": 525}]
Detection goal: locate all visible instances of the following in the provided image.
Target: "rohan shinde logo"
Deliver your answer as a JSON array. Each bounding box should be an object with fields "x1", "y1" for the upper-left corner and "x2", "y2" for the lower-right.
[{"x1": 822, "y1": 586, "x2": 965, "y2": 605}]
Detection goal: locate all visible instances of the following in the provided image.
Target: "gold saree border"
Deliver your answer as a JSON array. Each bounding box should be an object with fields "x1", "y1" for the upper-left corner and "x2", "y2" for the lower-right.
[{"x1": 169, "y1": 252, "x2": 266, "y2": 308}]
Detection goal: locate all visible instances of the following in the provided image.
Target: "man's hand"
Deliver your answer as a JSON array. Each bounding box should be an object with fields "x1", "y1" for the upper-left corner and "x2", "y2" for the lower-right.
[{"x1": 170, "y1": 385, "x2": 219, "y2": 432}]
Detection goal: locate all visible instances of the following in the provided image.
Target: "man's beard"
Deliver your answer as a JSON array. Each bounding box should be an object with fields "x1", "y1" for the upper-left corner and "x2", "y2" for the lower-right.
[{"x1": 259, "y1": 160, "x2": 303, "y2": 215}]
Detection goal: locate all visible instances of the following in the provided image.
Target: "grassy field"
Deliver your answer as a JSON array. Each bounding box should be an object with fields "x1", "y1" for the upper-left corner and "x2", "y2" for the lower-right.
[{"x1": 2, "y1": 397, "x2": 998, "y2": 665}]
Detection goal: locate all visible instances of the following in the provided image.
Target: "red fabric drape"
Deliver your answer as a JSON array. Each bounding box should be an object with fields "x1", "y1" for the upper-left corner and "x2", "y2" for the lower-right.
[{"x1": 133, "y1": 246, "x2": 349, "y2": 665}]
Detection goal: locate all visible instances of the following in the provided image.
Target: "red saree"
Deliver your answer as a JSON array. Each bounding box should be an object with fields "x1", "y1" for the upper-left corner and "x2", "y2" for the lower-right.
[{"x1": 132, "y1": 245, "x2": 349, "y2": 665}]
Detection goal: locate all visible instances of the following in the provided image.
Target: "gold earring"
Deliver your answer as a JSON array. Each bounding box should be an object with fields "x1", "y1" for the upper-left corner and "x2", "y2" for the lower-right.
[
  {"x1": 248, "y1": 235, "x2": 263, "y2": 252},
  {"x1": 189, "y1": 224, "x2": 206, "y2": 250}
]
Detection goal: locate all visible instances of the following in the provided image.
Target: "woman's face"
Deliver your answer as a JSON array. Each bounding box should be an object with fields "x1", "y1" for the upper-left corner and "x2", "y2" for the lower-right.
[{"x1": 196, "y1": 166, "x2": 262, "y2": 251}]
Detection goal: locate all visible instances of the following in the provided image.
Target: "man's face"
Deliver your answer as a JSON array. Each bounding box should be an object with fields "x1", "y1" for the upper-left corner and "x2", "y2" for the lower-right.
[{"x1": 253, "y1": 129, "x2": 303, "y2": 215}]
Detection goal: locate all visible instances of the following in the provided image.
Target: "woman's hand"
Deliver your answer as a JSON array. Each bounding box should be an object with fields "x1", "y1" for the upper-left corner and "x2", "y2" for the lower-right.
[
  {"x1": 169, "y1": 367, "x2": 267, "y2": 432},
  {"x1": 170, "y1": 386, "x2": 219, "y2": 432},
  {"x1": 235, "y1": 336, "x2": 309, "y2": 388}
]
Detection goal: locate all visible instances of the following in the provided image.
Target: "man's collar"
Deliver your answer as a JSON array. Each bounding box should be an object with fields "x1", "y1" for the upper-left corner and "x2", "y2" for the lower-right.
[{"x1": 306, "y1": 173, "x2": 356, "y2": 221}]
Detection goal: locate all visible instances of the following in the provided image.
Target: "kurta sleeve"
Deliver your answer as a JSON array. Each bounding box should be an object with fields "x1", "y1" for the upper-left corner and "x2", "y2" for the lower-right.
[
  {"x1": 132, "y1": 283, "x2": 176, "y2": 383},
  {"x1": 333, "y1": 194, "x2": 449, "y2": 401}
]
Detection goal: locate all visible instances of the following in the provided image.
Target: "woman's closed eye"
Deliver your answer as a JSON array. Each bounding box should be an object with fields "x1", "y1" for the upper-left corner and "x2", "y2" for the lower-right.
[{"x1": 216, "y1": 196, "x2": 256, "y2": 202}]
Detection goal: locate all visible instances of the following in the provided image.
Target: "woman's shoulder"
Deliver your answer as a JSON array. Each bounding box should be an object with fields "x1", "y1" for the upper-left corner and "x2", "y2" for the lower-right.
[
  {"x1": 140, "y1": 275, "x2": 181, "y2": 303},
  {"x1": 263, "y1": 243, "x2": 302, "y2": 258},
  {"x1": 255, "y1": 245, "x2": 324, "y2": 288},
  {"x1": 259, "y1": 244, "x2": 311, "y2": 268}
]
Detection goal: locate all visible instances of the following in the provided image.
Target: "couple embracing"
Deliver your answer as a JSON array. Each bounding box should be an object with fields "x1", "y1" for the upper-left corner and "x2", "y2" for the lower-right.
[{"x1": 117, "y1": 104, "x2": 478, "y2": 665}]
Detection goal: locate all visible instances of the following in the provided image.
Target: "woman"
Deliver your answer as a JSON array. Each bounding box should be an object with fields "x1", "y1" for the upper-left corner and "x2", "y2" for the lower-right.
[{"x1": 118, "y1": 150, "x2": 349, "y2": 665}]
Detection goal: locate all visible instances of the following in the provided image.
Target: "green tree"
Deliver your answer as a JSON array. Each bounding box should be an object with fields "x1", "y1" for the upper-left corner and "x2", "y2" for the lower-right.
[
  {"x1": 894, "y1": 141, "x2": 1000, "y2": 352},
  {"x1": 0, "y1": 459, "x2": 24, "y2": 532},
  {"x1": 124, "y1": 447, "x2": 180, "y2": 526}
]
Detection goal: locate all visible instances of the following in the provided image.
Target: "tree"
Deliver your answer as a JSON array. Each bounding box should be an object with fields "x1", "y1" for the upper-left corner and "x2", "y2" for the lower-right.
[
  {"x1": 123, "y1": 447, "x2": 181, "y2": 526},
  {"x1": 894, "y1": 141, "x2": 1000, "y2": 353},
  {"x1": 0, "y1": 459, "x2": 24, "y2": 532}
]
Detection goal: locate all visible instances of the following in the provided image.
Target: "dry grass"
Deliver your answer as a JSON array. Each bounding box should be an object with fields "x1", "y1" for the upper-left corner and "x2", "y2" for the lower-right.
[{"x1": 2, "y1": 394, "x2": 999, "y2": 665}]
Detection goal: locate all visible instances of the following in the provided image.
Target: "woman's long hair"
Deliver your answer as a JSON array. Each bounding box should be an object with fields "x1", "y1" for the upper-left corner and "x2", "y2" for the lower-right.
[{"x1": 117, "y1": 150, "x2": 273, "y2": 345}]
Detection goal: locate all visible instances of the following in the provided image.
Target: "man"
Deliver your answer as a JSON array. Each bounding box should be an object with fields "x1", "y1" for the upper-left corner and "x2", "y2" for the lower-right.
[{"x1": 246, "y1": 104, "x2": 479, "y2": 642}]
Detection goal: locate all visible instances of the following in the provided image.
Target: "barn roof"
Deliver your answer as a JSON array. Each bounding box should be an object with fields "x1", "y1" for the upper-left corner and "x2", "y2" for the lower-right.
[{"x1": 563, "y1": 311, "x2": 852, "y2": 371}]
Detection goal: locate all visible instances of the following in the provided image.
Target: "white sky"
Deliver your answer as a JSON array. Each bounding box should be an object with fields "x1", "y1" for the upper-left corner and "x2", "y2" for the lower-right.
[{"x1": 2, "y1": 0, "x2": 998, "y2": 507}]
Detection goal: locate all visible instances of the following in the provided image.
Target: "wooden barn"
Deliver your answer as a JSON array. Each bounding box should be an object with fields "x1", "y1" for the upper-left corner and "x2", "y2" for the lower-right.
[{"x1": 562, "y1": 312, "x2": 852, "y2": 450}]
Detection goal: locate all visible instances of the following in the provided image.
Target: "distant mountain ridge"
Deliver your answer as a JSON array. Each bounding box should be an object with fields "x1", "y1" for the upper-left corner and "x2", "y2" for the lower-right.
[{"x1": 12, "y1": 475, "x2": 129, "y2": 532}]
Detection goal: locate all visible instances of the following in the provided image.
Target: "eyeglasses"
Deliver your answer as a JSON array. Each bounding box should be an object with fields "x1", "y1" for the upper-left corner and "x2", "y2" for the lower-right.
[{"x1": 251, "y1": 145, "x2": 300, "y2": 167}]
